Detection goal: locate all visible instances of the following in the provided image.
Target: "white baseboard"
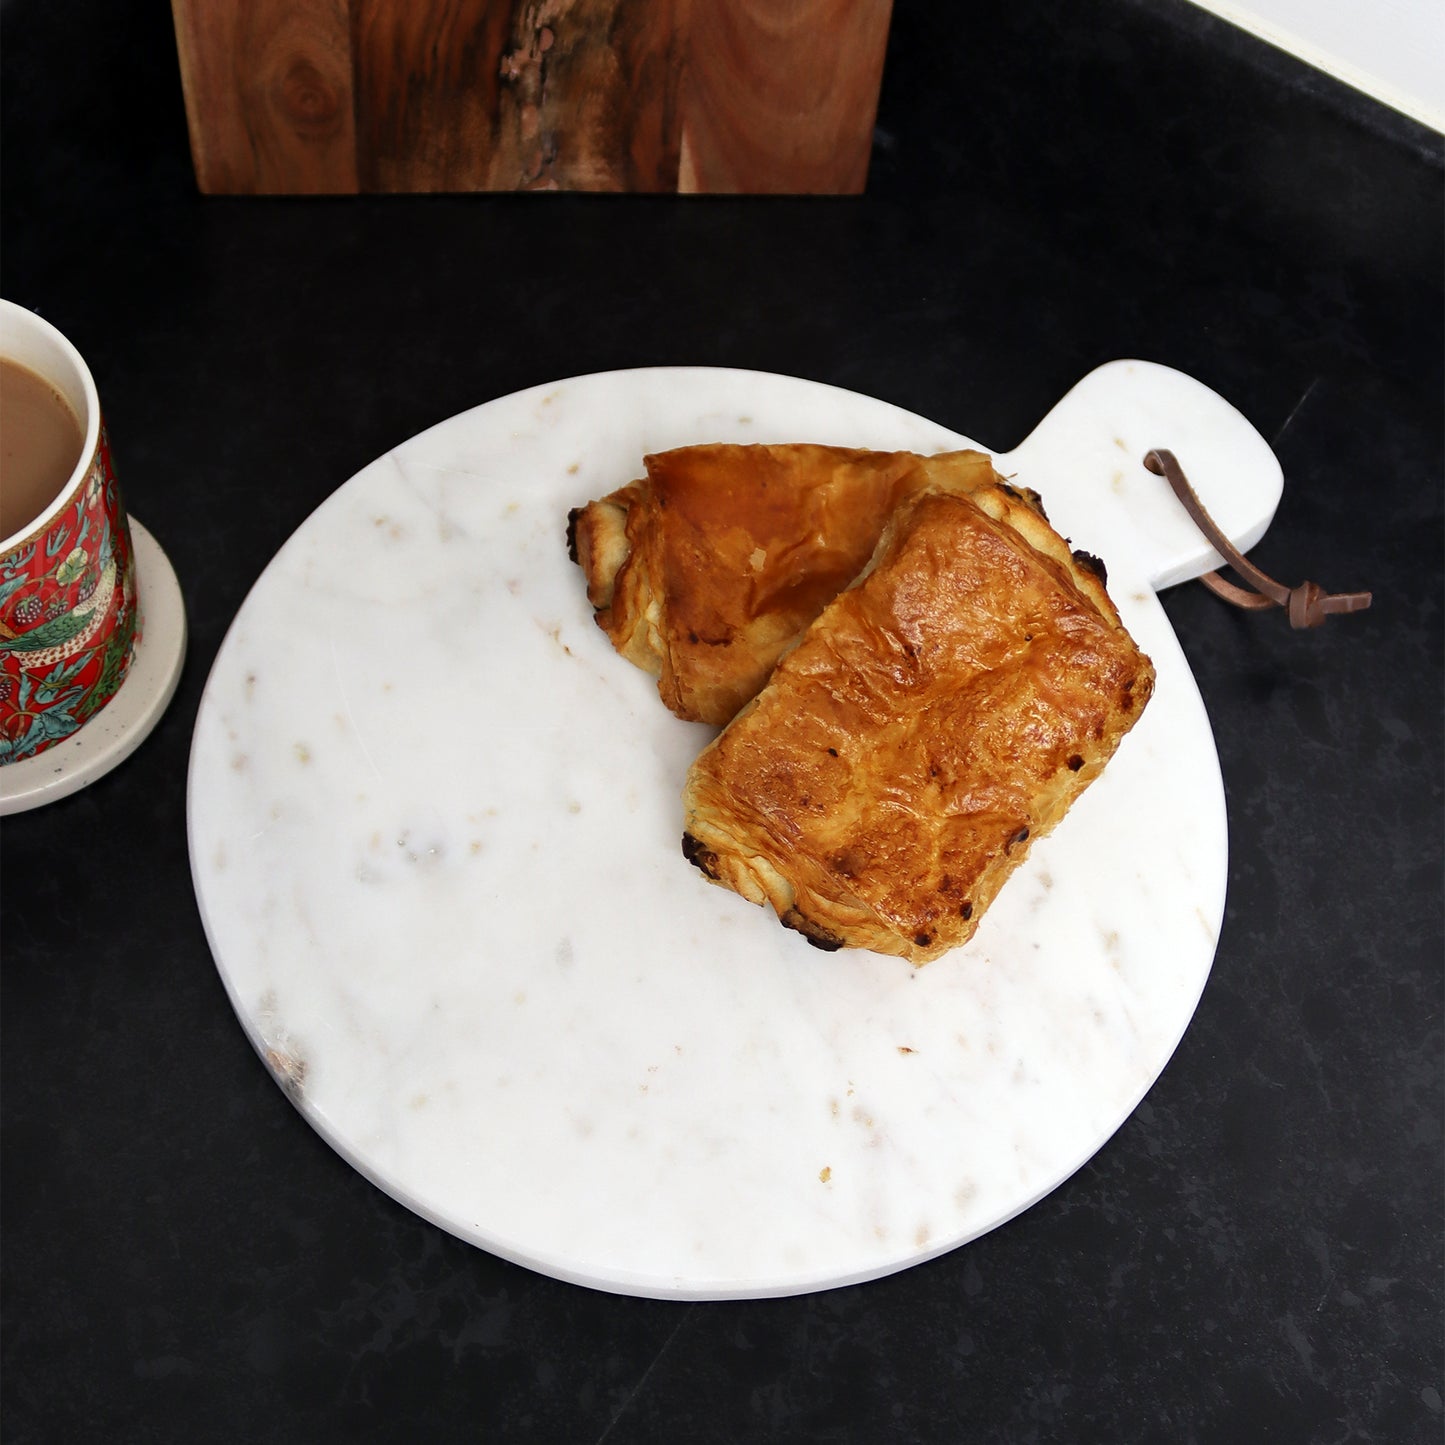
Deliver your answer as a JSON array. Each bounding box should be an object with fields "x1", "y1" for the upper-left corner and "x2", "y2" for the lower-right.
[{"x1": 1182, "y1": 0, "x2": 1444, "y2": 132}]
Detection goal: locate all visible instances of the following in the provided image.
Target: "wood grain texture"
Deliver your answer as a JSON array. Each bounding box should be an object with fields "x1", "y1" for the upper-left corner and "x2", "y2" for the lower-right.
[
  {"x1": 679, "y1": 0, "x2": 894, "y2": 194},
  {"x1": 172, "y1": 0, "x2": 887, "y2": 194},
  {"x1": 353, "y1": 0, "x2": 683, "y2": 191},
  {"x1": 351, "y1": 0, "x2": 512, "y2": 191},
  {"x1": 172, "y1": 0, "x2": 357, "y2": 194}
]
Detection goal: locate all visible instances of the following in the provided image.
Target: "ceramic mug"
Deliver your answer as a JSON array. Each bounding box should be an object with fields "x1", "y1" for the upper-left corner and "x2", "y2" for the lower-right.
[{"x1": 0, "y1": 299, "x2": 139, "y2": 764}]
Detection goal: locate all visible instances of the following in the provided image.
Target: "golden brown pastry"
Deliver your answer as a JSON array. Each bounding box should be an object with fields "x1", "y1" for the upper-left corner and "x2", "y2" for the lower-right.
[
  {"x1": 568, "y1": 444, "x2": 1015, "y2": 726},
  {"x1": 681, "y1": 481, "x2": 1155, "y2": 964}
]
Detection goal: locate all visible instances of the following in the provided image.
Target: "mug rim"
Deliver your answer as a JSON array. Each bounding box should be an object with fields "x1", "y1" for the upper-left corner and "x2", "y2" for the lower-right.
[{"x1": 0, "y1": 297, "x2": 104, "y2": 554}]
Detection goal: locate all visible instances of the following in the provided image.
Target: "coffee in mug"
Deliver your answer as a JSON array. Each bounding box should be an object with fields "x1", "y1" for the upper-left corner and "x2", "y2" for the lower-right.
[{"x1": 1, "y1": 356, "x2": 87, "y2": 539}]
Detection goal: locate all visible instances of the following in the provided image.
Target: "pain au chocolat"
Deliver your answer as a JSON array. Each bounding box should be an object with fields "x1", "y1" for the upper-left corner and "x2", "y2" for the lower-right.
[
  {"x1": 568, "y1": 444, "x2": 1026, "y2": 727},
  {"x1": 681, "y1": 480, "x2": 1155, "y2": 964}
]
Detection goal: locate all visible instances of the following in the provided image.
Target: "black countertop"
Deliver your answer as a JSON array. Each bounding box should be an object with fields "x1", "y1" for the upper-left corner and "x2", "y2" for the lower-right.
[{"x1": 3, "y1": 1, "x2": 1441, "y2": 1440}]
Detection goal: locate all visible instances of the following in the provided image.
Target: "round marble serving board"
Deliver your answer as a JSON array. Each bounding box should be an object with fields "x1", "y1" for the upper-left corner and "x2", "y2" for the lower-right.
[{"x1": 188, "y1": 363, "x2": 1281, "y2": 1299}]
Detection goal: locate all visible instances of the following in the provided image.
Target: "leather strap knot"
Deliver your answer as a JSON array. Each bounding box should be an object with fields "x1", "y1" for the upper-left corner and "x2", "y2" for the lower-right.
[{"x1": 1144, "y1": 449, "x2": 1372, "y2": 629}]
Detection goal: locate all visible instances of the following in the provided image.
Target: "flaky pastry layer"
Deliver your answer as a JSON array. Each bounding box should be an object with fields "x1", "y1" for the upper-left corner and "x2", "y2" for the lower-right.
[
  {"x1": 680, "y1": 482, "x2": 1155, "y2": 964},
  {"x1": 568, "y1": 444, "x2": 1017, "y2": 726}
]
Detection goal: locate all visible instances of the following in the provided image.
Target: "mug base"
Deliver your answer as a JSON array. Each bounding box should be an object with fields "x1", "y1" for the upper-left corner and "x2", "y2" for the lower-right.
[{"x1": 0, "y1": 518, "x2": 186, "y2": 814}]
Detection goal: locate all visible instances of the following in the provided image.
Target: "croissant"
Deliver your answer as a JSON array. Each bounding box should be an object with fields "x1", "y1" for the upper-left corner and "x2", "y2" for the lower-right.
[
  {"x1": 680, "y1": 480, "x2": 1155, "y2": 963},
  {"x1": 568, "y1": 444, "x2": 1020, "y2": 726}
]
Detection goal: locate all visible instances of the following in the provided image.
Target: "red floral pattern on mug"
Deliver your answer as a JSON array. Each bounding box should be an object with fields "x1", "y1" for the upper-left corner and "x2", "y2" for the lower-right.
[{"x1": 0, "y1": 428, "x2": 138, "y2": 762}]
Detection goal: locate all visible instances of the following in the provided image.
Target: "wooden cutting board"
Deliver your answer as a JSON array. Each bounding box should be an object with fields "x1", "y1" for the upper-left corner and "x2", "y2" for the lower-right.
[{"x1": 170, "y1": 0, "x2": 895, "y2": 194}]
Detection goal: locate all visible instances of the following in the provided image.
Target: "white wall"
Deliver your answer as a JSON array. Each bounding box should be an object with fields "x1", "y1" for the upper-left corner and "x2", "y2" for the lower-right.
[{"x1": 1185, "y1": 0, "x2": 1444, "y2": 131}]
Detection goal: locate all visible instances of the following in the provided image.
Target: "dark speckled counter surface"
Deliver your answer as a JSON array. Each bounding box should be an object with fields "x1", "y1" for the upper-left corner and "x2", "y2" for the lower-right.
[{"x1": 2, "y1": 1, "x2": 1440, "y2": 1440}]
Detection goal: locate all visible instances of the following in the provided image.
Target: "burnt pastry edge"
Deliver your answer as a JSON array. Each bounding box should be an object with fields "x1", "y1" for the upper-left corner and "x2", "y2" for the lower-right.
[
  {"x1": 681, "y1": 831, "x2": 719, "y2": 879},
  {"x1": 685, "y1": 828, "x2": 844, "y2": 951},
  {"x1": 779, "y1": 908, "x2": 845, "y2": 951}
]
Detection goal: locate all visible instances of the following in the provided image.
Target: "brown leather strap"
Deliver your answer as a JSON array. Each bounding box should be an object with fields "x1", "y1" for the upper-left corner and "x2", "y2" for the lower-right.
[{"x1": 1144, "y1": 448, "x2": 1372, "y2": 629}]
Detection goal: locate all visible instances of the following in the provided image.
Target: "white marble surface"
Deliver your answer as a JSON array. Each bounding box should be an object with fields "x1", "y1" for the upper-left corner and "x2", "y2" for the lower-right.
[{"x1": 187, "y1": 363, "x2": 1281, "y2": 1298}]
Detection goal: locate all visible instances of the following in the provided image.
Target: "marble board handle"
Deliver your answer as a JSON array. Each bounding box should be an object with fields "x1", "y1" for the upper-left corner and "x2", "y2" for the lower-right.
[{"x1": 995, "y1": 359, "x2": 1283, "y2": 593}]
